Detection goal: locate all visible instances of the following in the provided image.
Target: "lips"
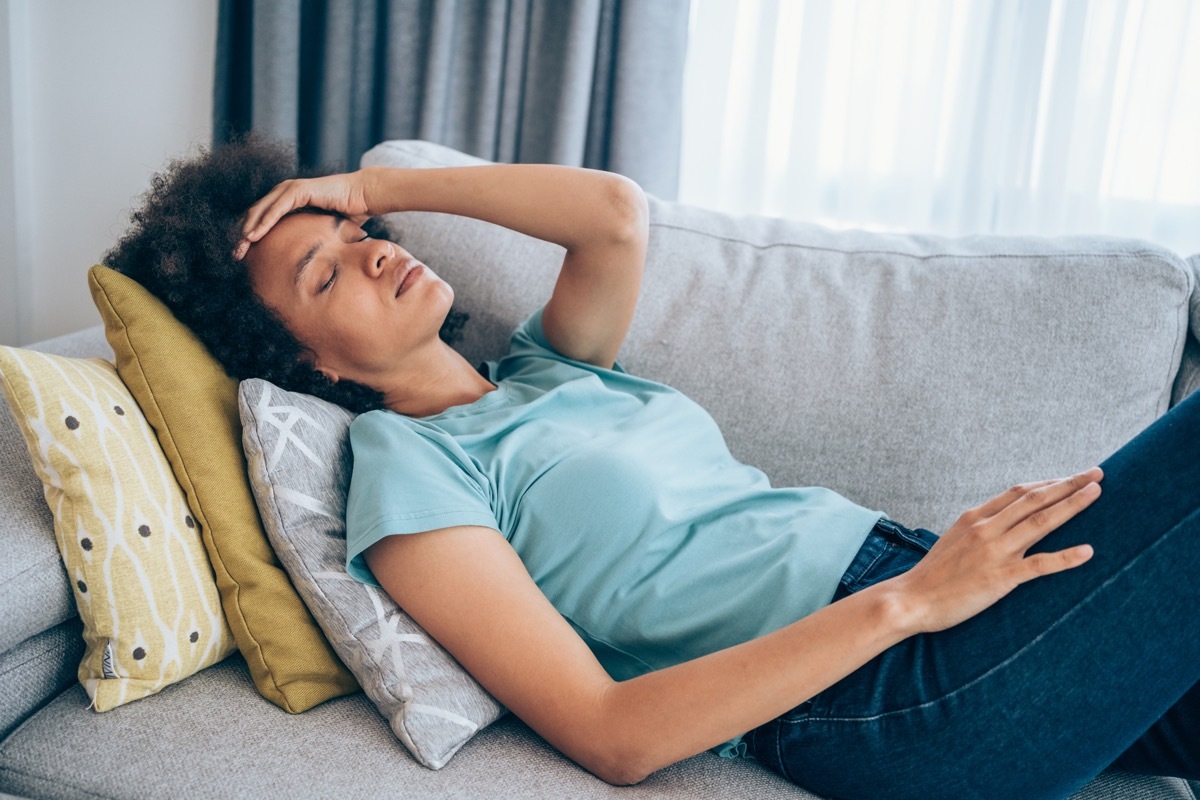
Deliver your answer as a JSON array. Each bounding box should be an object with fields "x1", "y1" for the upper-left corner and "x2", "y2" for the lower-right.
[{"x1": 394, "y1": 261, "x2": 425, "y2": 297}]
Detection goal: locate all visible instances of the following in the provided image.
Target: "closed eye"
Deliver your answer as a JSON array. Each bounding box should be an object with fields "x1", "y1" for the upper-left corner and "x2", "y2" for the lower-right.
[
  {"x1": 318, "y1": 265, "x2": 338, "y2": 294},
  {"x1": 317, "y1": 232, "x2": 371, "y2": 294}
]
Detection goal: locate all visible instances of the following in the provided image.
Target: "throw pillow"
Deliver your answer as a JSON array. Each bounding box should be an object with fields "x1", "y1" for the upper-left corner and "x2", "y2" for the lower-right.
[
  {"x1": 238, "y1": 377, "x2": 505, "y2": 769},
  {"x1": 87, "y1": 265, "x2": 359, "y2": 712},
  {"x1": 0, "y1": 347, "x2": 237, "y2": 710}
]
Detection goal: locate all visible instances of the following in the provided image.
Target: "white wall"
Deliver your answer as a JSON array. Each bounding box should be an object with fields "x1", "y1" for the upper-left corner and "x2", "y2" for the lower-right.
[{"x1": 0, "y1": 0, "x2": 218, "y2": 345}]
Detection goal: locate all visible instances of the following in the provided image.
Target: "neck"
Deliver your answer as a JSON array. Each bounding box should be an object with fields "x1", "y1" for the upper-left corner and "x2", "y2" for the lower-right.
[{"x1": 378, "y1": 342, "x2": 496, "y2": 418}]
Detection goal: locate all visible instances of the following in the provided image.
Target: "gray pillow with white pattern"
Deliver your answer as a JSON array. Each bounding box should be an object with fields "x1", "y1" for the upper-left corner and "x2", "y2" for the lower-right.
[{"x1": 237, "y1": 377, "x2": 505, "y2": 769}]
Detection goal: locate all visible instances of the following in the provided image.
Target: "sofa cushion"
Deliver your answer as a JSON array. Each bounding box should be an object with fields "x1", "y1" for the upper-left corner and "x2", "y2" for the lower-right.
[
  {"x1": 0, "y1": 348, "x2": 236, "y2": 711},
  {"x1": 238, "y1": 378, "x2": 504, "y2": 769},
  {"x1": 1171, "y1": 254, "x2": 1200, "y2": 406},
  {"x1": 87, "y1": 266, "x2": 360, "y2": 713},
  {"x1": 0, "y1": 618, "x2": 83, "y2": 741},
  {"x1": 361, "y1": 140, "x2": 1194, "y2": 535},
  {"x1": 0, "y1": 653, "x2": 1192, "y2": 800}
]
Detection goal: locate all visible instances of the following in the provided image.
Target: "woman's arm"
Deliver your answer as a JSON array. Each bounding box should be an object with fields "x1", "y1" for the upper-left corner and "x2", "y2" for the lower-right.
[
  {"x1": 364, "y1": 469, "x2": 1100, "y2": 785},
  {"x1": 238, "y1": 165, "x2": 648, "y2": 369}
]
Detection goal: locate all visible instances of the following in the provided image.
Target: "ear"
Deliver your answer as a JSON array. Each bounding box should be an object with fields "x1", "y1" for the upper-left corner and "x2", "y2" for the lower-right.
[{"x1": 303, "y1": 347, "x2": 339, "y2": 384}]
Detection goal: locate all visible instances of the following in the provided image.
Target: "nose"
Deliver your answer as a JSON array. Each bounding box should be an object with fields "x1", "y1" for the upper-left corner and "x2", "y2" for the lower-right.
[{"x1": 360, "y1": 237, "x2": 394, "y2": 276}]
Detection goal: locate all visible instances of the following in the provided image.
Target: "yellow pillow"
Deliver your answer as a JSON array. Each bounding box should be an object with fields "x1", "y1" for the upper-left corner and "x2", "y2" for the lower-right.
[
  {"x1": 87, "y1": 265, "x2": 359, "y2": 712},
  {"x1": 0, "y1": 347, "x2": 237, "y2": 710}
]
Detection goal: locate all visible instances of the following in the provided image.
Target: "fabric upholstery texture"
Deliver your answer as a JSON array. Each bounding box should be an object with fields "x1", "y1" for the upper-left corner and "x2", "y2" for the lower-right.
[
  {"x1": 363, "y1": 140, "x2": 1194, "y2": 535},
  {"x1": 1, "y1": 653, "x2": 1193, "y2": 800},
  {"x1": 1172, "y1": 254, "x2": 1200, "y2": 405},
  {"x1": 238, "y1": 378, "x2": 505, "y2": 769},
  {"x1": 0, "y1": 347, "x2": 236, "y2": 710},
  {"x1": 87, "y1": 266, "x2": 359, "y2": 713},
  {"x1": 0, "y1": 618, "x2": 83, "y2": 741}
]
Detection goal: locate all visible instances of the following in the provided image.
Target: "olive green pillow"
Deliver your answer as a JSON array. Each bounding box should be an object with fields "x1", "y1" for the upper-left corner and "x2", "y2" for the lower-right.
[{"x1": 87, "y1": 265, "x2": 359, "y2": 712}]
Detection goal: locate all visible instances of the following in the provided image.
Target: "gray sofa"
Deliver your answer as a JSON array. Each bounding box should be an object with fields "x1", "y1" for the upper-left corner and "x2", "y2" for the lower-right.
[{"x1": 3, "y1": 139, "x2": 1199, "y2": 800}]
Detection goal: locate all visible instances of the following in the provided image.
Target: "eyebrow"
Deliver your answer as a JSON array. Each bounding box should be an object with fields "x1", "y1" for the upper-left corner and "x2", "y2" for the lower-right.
[{"x1": 293, "y1": 215, "x2": 344, "y2": 287}]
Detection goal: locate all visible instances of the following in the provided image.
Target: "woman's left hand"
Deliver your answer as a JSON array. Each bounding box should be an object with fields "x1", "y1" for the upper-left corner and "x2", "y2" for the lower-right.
[
  {"x1": 886, "y1": 467, "x2": 1101, "y2": 634},
  {"x1": 234, "y1": 170, "x2": 378, "y2": 259}
]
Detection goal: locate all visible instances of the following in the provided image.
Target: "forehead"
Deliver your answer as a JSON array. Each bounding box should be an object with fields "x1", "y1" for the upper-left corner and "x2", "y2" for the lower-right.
[
  {"x1": 245, "y1": 211, "x2": 339, "y2": 284},
  {"x1": 257, "y1": 210, "x2": 339, "y2": 253}
]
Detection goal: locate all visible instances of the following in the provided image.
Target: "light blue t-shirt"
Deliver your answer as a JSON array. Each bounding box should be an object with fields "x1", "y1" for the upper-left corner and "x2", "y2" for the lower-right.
[{"x1": 345, "y1": 309, "x2": 884, "y2": 758}]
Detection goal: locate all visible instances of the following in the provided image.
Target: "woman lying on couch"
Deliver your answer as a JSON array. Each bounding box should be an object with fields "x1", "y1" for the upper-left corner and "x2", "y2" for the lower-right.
[{"x1": 105, "y1": 136, "x2": 1200, "y2": 800}]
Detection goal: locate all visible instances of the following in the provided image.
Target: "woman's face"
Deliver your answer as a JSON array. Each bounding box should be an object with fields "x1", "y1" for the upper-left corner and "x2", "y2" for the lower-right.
[{"x1": 243, "y1": 210, "x2": 453, "y2": 387}]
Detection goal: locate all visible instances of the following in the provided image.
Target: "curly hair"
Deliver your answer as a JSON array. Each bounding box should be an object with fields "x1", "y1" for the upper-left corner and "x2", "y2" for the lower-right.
[{"x1": 103, "y1": 134, "x2": 467, "y2": 413}]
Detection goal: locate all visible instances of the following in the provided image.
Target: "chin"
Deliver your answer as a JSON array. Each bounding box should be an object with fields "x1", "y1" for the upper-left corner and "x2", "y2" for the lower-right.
[{"x1": 428, "y1": 277, "x2": 454, "y2": 314}]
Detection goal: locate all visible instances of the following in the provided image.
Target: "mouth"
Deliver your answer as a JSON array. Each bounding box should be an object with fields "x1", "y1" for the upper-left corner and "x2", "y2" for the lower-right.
[{"x1": 394, "y1": 261, "x2": 425, "y2": 297}]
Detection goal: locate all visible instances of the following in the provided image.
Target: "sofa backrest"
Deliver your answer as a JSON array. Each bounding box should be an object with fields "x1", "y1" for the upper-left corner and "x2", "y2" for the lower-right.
[
  {"x1": 364, "y1": 140, "x2": 1197, "y2": 535},
  {"x1": 1173, "y1": 254, "x2": 1200, "y2": 405}
]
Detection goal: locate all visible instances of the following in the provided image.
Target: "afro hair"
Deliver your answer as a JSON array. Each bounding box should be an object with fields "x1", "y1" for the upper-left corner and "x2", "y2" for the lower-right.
[{"x1": 104, "y1": 134, "x2": 466, "y2": 413}]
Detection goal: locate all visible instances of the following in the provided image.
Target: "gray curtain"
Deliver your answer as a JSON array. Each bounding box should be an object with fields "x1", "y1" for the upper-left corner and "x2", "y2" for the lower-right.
[{"x1": 214, "y1": 0, "x2": 690, "y2": 199}]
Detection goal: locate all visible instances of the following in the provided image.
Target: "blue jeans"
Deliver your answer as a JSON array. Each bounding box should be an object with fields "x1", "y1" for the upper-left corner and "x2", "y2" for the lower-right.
[{"x1": 745, "y1": 389, "x2": 1200, "y2": 800}]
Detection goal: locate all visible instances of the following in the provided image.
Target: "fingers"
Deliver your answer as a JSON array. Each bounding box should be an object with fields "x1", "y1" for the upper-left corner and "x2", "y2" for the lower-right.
[
  {"x1": 243, "y1": 181, "x2": 305, "y2": 241},
  {"x1": 993, "y1": 467, "x2": 1102, "y2": 532},
  {"x1": 972, "y1": 468, "x2": 1102, "y2": 525},
  {"x1": 967, "y1": 468, "x2": 1100, "y2": 563},
  {"x1": 231, "y1": 180, "x2": 305, "y2": 261},
  {"x1": 1017, "y1": 543, "x2": 1094, "y2": 582},
  {"x1": 970, "y1": 477, "x2": 1060, "y2": 519}
]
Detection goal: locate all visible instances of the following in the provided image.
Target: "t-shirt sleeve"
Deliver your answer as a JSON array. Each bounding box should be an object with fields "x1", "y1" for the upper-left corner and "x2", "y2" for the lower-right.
[
  {"x1": 344, "y1": 410, "x2": 498, "y2": 587},
  {"x1": 504, "y1": 306, "x2": 627, "y2": 374}
]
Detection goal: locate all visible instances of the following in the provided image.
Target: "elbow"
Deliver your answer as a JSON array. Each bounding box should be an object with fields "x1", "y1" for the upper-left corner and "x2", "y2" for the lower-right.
[
  {"x1": 599, "y1": 771, "x2": 650, "y2": 788},
  {"x1": 570, "y1": 719, "x2": 656, "y2": 786},
  {"x1": 586, "y1": 752, "x2": 653, "y2": 787},
  {"x1": 601, "y1": 175, "x2": 649, "y2": 246},
  {"x1": 581, "y1": 726, "x2": 660, "y2": 787}
]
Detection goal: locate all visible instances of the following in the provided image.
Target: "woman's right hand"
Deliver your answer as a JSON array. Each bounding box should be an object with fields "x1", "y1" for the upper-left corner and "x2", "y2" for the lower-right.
[
  {"x1": 234, "y1": 168, "x2": 383, "y2": 259},
  {"x1": 888, "y1": 467, "x2": 1102, "y2": 634}
]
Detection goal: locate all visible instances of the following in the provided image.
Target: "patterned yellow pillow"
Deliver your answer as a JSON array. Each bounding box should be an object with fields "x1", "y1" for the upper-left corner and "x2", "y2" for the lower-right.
[{"x1": 0, "y1": 347, "x2": 236, "y2": 711}]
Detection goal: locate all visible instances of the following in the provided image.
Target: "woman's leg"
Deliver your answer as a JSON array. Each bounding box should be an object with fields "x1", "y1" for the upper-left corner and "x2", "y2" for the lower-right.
[
  {"x1": 748, "y1": 390, "x2": 1200, "y2": 800},
  {"x1": 1110, "y1": 680, "x2": 1200, "y2": 779}
]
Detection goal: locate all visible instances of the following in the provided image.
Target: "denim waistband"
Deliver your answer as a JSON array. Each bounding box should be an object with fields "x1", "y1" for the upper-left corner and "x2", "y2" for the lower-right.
[{"x1": 834, "y1": 517, "x2": 939, "y2": 599}]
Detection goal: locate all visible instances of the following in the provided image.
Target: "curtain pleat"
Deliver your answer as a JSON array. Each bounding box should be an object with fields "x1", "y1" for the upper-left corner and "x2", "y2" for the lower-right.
[{"x1": 214, "y1": 0, "x2": 688, "y2": 198}]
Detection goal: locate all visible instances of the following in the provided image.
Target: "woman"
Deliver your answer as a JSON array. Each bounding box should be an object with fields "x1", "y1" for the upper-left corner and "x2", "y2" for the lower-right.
[{"x1": 106, "y1": 137, "x2": 1200, "y2": 800}]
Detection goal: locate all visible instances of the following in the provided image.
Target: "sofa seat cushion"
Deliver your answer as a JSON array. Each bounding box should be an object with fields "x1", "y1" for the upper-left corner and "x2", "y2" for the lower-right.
[
  {"x1": 0, "y1": 654, "x2": 814, "y2": 799},
  {"x1": 0, "y1": 654, "x2": 1193, "y2": 800},
  {"x1": 0, "y1": 619, "x2": 82, "y2": 742}
]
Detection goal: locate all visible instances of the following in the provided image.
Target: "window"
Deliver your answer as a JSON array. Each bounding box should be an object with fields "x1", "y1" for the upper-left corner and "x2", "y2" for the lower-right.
[{"x1": 680, "y1": 0, "x2": 1200, "y2": 256}]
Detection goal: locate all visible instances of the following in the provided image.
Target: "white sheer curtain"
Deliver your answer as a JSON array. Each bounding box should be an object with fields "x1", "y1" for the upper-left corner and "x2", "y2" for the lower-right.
[{"x1": 680, "y1": 0, "x2": 1200, "y2": 257}]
